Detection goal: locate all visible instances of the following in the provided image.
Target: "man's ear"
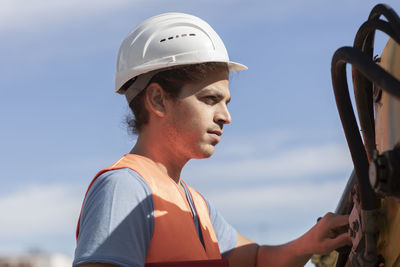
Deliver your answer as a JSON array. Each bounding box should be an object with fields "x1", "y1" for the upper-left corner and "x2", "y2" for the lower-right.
[{"x1": 145, "y1": 83, "x2": 167, "y2": 117}]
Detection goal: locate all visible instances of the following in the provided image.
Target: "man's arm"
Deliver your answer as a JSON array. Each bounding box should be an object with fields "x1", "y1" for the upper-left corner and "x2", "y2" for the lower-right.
[
  {"x1": 227, "y1": 212, "x2": 352, "y2": 267},
  {"x1": 78, "y1": 264, "x2": 117, "y2": 267}
]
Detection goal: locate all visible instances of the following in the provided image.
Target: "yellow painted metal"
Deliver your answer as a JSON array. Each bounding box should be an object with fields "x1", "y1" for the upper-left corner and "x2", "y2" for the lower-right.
[
  {"x1": 311, "y1": 251, "x2": 338, "y2": 267},
  {"x1": 375, "y1": 38, "x2": 400, "y2": 152},
  {"x1": 375, "y1": 38, "x2": 400, "y2": 267}
]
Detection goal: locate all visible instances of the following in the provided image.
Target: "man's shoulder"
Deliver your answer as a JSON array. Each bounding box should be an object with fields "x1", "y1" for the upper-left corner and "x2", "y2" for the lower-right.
[
  {"x1": 91, "y1": 167, "x2": 151, "y2": 194},
  {"x1": 75, "y1": 167, "x2": 154, "y2": 267}
]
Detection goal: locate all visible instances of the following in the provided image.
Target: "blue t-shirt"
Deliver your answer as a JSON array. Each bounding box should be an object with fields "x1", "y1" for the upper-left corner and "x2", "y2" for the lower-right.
[{"x1": 73, "y1": 168, "x2": 237, "y2": 267}]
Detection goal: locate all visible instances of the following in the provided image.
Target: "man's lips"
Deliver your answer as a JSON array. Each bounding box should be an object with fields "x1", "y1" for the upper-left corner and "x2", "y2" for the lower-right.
[
  {"x1": 208, "y1": 130, "x2": 223, "y2": 144},
  {"x1": 208, "y1": 129, "x2": 223, "y2": 136}
]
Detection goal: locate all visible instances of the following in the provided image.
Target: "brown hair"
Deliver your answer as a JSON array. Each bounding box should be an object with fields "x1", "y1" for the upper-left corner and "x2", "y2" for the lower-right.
[{"x1": 127, "y1": 62, "x2": 228, "y2": 134}]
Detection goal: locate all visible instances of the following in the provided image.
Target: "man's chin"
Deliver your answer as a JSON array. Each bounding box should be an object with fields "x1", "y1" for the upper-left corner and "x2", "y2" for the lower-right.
[{"x1": 193, "y1": 146, "x2": 215, "y2": 159}]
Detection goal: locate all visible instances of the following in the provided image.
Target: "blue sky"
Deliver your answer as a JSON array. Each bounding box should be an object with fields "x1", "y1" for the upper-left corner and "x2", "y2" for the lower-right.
[{"x1": 1, "y1": 0, "x2": 399, "y2": 265}]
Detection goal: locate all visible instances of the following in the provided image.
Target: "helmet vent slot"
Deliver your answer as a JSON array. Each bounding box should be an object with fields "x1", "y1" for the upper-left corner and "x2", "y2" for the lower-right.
[{"x1": 159, "y1": 33, "x2": 196, "y2": 43}]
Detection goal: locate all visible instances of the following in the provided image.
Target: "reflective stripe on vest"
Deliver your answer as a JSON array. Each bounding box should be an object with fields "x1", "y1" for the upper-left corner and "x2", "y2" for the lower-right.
[{"x1": 76, "y1": 154, "x2": 222, "y2": 263}]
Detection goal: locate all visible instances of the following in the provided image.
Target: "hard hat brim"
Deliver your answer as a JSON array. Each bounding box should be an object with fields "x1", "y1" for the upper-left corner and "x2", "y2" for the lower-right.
[{"x1": 227, "y1": 61, "x2": 248, "y2": 71}]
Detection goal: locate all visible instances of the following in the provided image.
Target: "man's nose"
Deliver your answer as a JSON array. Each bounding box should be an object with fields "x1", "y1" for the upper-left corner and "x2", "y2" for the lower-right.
[{"x1": 215, "y1": 103, "x2": 232, "y2": 125}]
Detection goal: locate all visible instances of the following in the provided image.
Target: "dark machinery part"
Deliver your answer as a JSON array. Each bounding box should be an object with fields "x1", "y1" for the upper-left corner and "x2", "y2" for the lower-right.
[
  {"x1": 369, "y1": 146, "x2": 400, "y2": 197},
  {"x1": 334, "y1": 172, "x2": 356, "y2": 266},
  {"x1": 330, "y1": 3, "x2": 400, "y2": 267}
]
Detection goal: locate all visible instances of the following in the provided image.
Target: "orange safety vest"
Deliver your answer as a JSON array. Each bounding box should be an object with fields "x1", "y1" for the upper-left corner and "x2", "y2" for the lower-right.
[{"x1": 76, "y1": 154, "x2": 226, "y2": 265}]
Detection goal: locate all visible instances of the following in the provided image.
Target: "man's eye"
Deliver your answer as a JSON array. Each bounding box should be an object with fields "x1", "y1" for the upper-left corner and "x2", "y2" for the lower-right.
[{"x1": 203, "y1": 96, "x2": 218, "y2": 104}]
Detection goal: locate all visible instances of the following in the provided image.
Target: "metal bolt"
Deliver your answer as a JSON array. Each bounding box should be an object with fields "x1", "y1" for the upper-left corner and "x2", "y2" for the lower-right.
[
  {"x1": 352, "y1": 220, "x2": 359, "y2": 232},
  {"x1": 349, "y1": 228, "x2": 355, "y2": 238}
]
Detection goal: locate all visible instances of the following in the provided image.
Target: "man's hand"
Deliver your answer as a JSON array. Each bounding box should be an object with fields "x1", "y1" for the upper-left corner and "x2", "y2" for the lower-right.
[
  {"x1": 304, "y1": 212, "x2": 352, "y2": 255},
  {"x1": 230, "y1": 212, "x2": 352, "y2": 267}
]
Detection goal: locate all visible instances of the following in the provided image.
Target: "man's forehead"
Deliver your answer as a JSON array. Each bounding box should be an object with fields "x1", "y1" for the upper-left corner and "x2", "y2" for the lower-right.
[{"x1": 179, "y1": 75, "x2": 229, "y2": 98}]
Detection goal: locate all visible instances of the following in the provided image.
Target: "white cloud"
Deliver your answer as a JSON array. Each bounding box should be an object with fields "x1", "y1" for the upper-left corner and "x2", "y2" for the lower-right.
[
  {"x1": 207, "y1": 179, "x2": 349, "y2": 246},
  {"x1": 209, "y1": 180, "x2": 346, "y2": 216},
  {"x1": 183, "y1": 138, "x2": 353, "y2": 246},
  {"x1": 0, "y1": 184, "x2": 82, "y2": 238},
  {"x1": 217, "y1": 129, "x2": 296, "y2": 157},
  {"x1": 186, "y1": 142, "x2": 353, "y2": 182}
]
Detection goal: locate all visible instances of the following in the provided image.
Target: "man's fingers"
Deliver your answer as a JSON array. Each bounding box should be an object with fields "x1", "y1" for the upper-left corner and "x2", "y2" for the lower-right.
[
  {"x1": 321, "y1": 212, "x2": 350, "y2": 228},
  {"x1": 326, "y1": 232, "x2": 352, "y2": 250}
]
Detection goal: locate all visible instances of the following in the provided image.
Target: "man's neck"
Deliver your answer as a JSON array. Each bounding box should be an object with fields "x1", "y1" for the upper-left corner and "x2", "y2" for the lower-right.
[{"x1": 130, "y1": 132, "x2": 188, "y2": 184}]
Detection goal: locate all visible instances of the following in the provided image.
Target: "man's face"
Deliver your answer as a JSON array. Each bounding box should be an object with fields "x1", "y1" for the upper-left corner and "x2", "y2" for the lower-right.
[{"x1": 163, "y1": 70, "x2": 231, "y2": 160}]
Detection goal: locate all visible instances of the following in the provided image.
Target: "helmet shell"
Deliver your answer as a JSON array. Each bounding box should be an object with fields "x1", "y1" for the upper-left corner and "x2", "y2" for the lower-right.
[{"x1": 115, "y1": 12, "x2": 247, "y2": 93}]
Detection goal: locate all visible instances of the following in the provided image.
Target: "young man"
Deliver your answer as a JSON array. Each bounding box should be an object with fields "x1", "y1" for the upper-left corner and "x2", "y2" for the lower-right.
[{"x1": 74, "y1": 13, "x2": 351, "y2": 267}]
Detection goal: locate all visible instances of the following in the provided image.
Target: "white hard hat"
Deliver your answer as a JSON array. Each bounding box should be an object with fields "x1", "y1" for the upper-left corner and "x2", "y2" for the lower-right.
[{"x1": 115, "y1": 12, "x2": 247, "y2": 101}]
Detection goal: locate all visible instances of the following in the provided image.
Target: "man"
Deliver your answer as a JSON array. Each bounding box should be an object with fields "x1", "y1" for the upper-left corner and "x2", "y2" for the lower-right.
[{"x1": 74, "y1": 13, "x2": 351, "y2": 267}]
